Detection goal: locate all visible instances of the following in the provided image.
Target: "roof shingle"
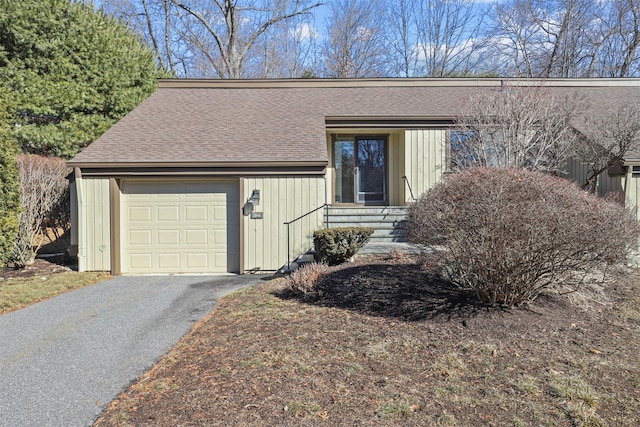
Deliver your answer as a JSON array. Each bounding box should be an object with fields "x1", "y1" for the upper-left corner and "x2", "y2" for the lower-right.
[{"x1": 68, "y1": 78, "x2": 640, "y2": 165}]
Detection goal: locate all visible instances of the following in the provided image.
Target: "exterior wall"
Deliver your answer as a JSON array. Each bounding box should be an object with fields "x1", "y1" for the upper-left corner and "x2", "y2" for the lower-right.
[
  {"x1": 77, "y1": 177, "x2": 111, "y2": 272},
  {"x1": 403, "y1": 129, "x2": 447, "y2": 202},
  {"x1": 566, "y1": 158, "x2": 623, "y2": 197},
  {"x1": 242, "y1": 176, "x2": 326, "y2": 272},
  {"x1": 388, "y1": 132, "x2": 404, "y2": 206},
  {"x1": 69, "y1": 179, "x2": 78, "y2": 257},
  {"x1": 625, "y1": 170, "x2": 640, "y2": 220}
]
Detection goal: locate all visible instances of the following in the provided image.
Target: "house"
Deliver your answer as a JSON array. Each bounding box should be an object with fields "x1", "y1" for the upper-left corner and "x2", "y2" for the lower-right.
[{"x1": 67, "y1": 78, "x2": 640, "y2": 274}]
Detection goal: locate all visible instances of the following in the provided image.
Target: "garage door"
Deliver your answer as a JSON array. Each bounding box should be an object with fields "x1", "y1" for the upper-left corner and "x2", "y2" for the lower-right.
[{"x1": 121, "y1": 180, "x2": 240, "y2": 274}]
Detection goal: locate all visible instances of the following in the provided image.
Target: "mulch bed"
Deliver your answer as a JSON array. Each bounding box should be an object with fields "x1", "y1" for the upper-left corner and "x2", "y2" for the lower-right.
[{"x1": 0, "y1": 256, "x2": 74, "y2": 281}]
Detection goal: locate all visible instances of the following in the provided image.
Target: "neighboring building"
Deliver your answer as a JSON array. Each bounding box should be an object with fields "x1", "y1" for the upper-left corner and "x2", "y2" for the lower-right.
[{"x1": 67, "y1": 78, "x2": 640, "y2": 274}]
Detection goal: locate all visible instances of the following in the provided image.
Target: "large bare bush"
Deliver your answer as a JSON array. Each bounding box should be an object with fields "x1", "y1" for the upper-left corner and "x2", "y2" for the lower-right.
[
  {"x1": 406, "y1": 167, "x2": 640, "y2": 307},
  {"x1": 12, "y1": 155, "x2": 70, "y2": 267}
]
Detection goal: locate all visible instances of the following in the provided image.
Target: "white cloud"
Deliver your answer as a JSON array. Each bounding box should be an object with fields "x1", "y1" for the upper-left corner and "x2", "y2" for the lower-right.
[{"x1": 290, "y1": 22, "x2": 318, "y2": 41}]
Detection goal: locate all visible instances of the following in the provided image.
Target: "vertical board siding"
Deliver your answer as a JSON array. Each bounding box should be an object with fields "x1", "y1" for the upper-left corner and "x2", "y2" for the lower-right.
[
  {"x1": 387, "y1": 132, "x2": 403, "y2": 206},
  {"x1": 404, "y1": 129, "x2": 446, "y2": 202},
  {"x1": 566, "y1": 158, "x2": 623, "y2": 196},
  {"x1": 625, "y1": 171, "x2": 640, "y2": 220},
  {"x1": 243, "y1": 176, "x2": 326, "y2": 272},
  {"x1": 83, "y1": 178, "x2": 111, "y2": 271},
  {"x1": 70, "y1": 181, "x2": 78, "y2": 255}
]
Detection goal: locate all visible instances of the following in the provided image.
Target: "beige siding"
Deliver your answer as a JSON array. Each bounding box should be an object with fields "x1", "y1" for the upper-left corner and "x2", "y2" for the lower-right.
[
  {"x1": 566, "y1": 158, "x2": 623, "y2": 197},
  {"x1": 625, "y1": 171, "x2": 640, "y2": 220},
  {"x1": 243, "y1": 176, "x2": 326, "y2": 272},
  {"x1": 388, "y1": 132, "x2": 404, "y2": 206},
  {"x1": 69, "y1": 180, "x2": 78, "y2": 257},
  {"x1": 82, "y1": 178, "x2": 111, "y2": 271},
  {"x1": 403, "y1": 129, "x2": 447, "y2": 202}
]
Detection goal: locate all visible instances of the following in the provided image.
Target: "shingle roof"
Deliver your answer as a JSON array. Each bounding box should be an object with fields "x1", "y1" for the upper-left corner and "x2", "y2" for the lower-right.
[{"x1": 68, "y1": 78, "x2": 640, "y2": 166}]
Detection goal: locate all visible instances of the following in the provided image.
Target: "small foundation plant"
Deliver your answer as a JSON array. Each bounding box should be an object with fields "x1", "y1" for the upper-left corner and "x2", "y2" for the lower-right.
[
  {"x1": 406, "y1": 167, "x2": 640, "y2": 307},
  {"x1": 313, "y1": 226, "x2": 374, "y2": 266},
  {"x1": 285, "y1": 262, "x2": 329, "y2": 296}
]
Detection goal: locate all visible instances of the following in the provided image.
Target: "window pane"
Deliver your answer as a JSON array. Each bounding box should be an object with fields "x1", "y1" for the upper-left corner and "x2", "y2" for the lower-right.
[
  {"x1": 450, "y1": 130, "x2": 478, "y2": 169},
  {"x1": 357, "y1": 138, "x2": 385, "y2": 203},
  {"x1": 334, "y1": 139, "x2": 355, "y2": 203}
]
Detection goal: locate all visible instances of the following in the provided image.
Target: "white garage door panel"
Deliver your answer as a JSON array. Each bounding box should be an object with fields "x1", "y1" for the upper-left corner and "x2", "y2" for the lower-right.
[{"x1": 121, "y1": 180, "x2": 239, "y2": 274}]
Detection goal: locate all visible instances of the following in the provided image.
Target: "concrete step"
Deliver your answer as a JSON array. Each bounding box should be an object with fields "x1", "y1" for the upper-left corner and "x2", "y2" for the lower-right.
[
  {"x1": 324, "y1": 206, "x2": 409, "y2": 243},
  {"x1": 325, "y1": 215, "x2": 407, "y2": 222},
  {"x1": 295, "y1": 253, "x2": 316, "y2": 265},
  {"x1": 357, "y1": 242, "x2": 421, "y2": 256},
  {"x1": 326, "y1": 206, "x2": 408, "y2": 213}
]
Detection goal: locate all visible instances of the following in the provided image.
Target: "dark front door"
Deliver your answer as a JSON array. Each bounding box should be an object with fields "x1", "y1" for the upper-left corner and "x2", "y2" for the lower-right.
[{"x1": 334, "y1": 136, "x2": 387, "y2": 204}]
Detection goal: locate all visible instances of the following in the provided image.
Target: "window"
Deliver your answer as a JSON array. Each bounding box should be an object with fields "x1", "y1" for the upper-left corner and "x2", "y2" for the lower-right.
[{"x1": 449, "y1": 130, "x2": 479, "y2": 170}]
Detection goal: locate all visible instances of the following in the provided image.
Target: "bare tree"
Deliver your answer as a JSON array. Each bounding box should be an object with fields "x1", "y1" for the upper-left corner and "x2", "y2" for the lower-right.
[
  {"x1": 102, "y1": 0, "x2": 321, "y2": 78},
  {"x1": 493, "y1": 0, "x2": 640, "y2": 78},
  {"x1": 533, "y1": 0, "x2": 596, "y2": 77},
  {"x1": 322, "y1": 0, "x2": 388, "y2": 78},
  {"x1": 382, "y1": 0, "x2": 420, "y2": 77},
  {"x1": 101, "y1": 0, "x2": 182, "y2": 75},
  {"x1": 575, "y1": 104, "x2": 640, "y2": 192},
  {"x1": 12, "y1": 155, "x2": 69, "y2": 268},
  {"x1": 494, "y1": 0, "x2": 596, "y2": 77},
  {"x1": 599, "y1": 0, "x2": 640, "y2": 77},
  {"x1": 170, "y1": 0, "x2": 322, "y2": 78},
  {"x1": 250, "y1": 13, "x2": 320, "y2": 78},
  {"x1": 453, "y1": 82, "x2": 582, "y2": 173},
  {"x1": 414, "y1": 0, "x2": 492, "y2": 77}
]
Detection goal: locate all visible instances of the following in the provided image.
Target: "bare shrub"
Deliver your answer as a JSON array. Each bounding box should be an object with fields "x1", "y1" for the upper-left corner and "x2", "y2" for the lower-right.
[
  {"x1": 454, "y1": 83, "x2": 582, "y2": 173},
  {"x1": 406, "y1": 167, "x2": 640, "y2": 307},
  {"x1": 12, "y1": 155, "x2": 70, "y2": 267},
  {"x1": 285, "y1": 262, "x2": 329, "y2": 296}
]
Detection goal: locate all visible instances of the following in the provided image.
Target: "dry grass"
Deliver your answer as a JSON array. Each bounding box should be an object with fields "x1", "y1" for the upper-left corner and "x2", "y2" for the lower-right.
[
  {"x1": 95, "y1": 256, "x2": 640, "y2": 426},
  {"x1": 0, "y1": 271, "x2": 109, "y2": 314}
]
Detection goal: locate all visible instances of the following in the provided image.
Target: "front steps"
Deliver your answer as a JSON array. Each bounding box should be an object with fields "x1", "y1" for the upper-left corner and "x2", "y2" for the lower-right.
[
  {"x1": 281, "y1": 206, "x2": 411, "y2": 273},
  {"x1": 325, "y1": 206, "x2": 409, "y2": 243}
]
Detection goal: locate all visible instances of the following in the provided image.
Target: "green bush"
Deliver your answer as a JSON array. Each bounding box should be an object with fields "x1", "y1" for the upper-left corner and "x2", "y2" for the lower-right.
[
  {"x1": 0, "y1": 103, "x2": 20, "y2": 268},
  {"x1": 313, "y1": 227, "x2": 374, "y2": 265},
  {"x1": 406, "y1": 167, "x2": 640, "y2": 307}
]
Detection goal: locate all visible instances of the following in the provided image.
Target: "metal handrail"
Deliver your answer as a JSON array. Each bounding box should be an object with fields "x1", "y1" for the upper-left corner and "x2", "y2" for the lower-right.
[
  {"x1": 402, "y1": 175, "x2": 417, "y2": 201},
  {"x1": 284, "y1": 203, "x2": 328, "y2": 272}
]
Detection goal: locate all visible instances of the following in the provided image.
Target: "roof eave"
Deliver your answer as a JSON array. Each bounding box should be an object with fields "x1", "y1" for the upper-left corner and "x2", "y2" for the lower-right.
[
  {"x1": 157, "y1": 77, "x2": 640, "y2": 89},
  {"x1": 67, "y1": 160, "x2": 327, "y2": 168}
]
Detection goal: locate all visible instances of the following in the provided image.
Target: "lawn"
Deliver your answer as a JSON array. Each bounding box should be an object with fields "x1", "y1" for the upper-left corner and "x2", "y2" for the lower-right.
[
  {"x1": 95, "y1": 255, "x2": 640, "y2": 426},
  {"x1": 0, "y1": 260, "x2": 110, "y2": 314}
]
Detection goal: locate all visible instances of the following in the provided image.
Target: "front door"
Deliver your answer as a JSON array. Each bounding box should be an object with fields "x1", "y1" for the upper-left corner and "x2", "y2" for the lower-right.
[{"x1": 334, "y1": 136, "x2": 387, "y2": 204}]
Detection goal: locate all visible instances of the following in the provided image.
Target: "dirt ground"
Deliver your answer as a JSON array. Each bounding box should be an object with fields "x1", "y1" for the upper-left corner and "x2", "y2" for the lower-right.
[
  {"x1": 0, "y1": 256, "x2": 74, "y2": 280},
  {"x1": 93, "y1": 254, "x2": 640, "y2": 426}
]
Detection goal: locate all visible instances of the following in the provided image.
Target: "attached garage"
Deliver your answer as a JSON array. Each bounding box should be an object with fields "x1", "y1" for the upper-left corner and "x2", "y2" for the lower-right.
[{"x1": 120, "y1": 180, "x2": 240, "y2": 274}]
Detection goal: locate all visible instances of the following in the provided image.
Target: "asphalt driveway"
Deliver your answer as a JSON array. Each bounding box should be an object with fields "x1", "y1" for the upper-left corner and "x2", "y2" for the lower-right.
[{"x1": 0, "y1": 274, "x2": 265, "y2": 427}]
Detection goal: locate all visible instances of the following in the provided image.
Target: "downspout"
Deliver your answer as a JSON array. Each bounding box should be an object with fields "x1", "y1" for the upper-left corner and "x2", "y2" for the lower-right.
[{"x1": 74, "y1": 168, "x2": 87, "y2": 272}]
